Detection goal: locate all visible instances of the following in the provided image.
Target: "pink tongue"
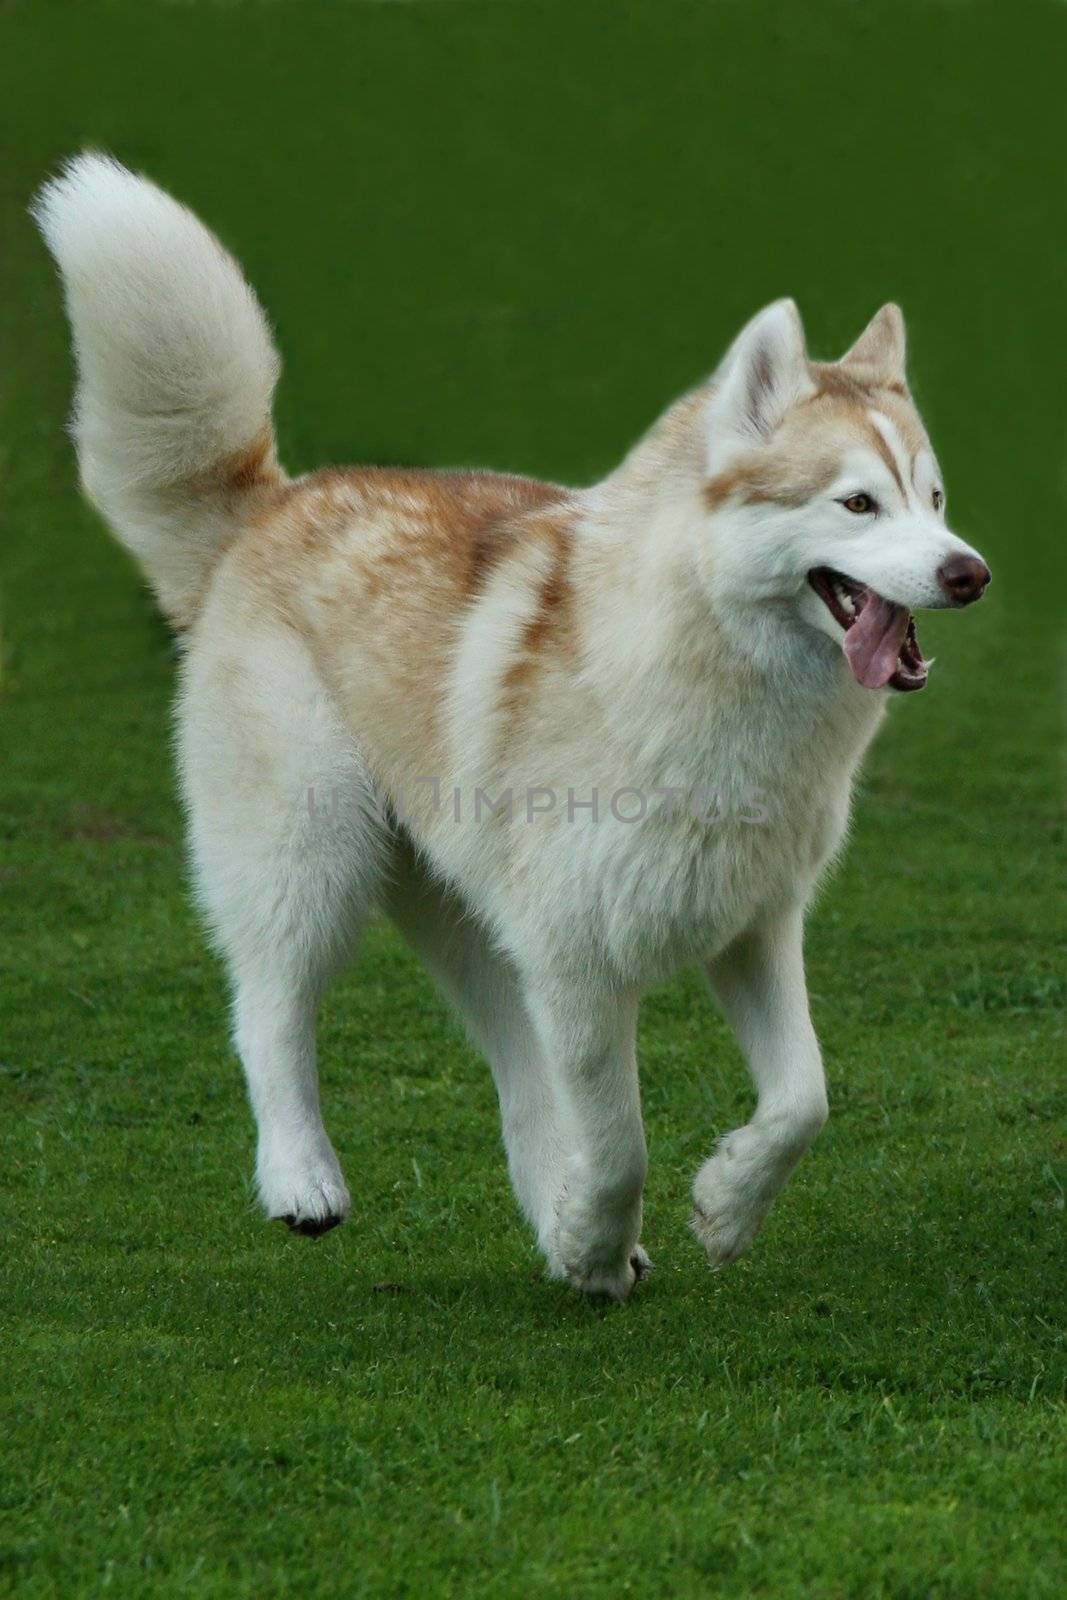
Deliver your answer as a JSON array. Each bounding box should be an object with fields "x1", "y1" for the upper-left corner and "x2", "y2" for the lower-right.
[{"x1": 842, "y1": 594, "x2": 911, "y2": 688}]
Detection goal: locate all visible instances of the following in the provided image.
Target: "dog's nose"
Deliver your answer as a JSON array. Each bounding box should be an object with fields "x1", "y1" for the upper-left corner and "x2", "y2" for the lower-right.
[{"x1": 937, "y1": 553, "x2": 991, "y2": 606}]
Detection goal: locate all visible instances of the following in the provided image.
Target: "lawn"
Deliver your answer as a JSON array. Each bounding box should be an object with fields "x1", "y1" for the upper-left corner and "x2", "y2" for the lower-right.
[{"x1": 1, "y1": 2, "x2": 1065, "y2": 1596}]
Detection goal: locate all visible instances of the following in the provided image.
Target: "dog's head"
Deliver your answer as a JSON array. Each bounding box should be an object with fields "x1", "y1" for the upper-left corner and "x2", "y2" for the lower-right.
[{"x1": 697, "y1": 300, "x2": 989, "y2": 691}]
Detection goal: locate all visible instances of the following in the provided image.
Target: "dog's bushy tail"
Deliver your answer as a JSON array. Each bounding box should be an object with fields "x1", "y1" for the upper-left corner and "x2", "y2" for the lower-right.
[{"x1": 32, "y1": 153, "x2": 283, "y2": 628}]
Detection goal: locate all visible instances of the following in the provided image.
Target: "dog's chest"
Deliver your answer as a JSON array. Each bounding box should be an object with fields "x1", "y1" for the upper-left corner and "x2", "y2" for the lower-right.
[
  {"x1": 594, "y1": 787, "x2": 845, "y2": 978},
  {"x1": 515, "y1": 690, "x2": 880, "y2": 982}
]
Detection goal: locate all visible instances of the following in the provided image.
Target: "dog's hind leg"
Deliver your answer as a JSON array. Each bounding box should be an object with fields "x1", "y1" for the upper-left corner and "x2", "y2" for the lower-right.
[
  {"x1": 693, "y1": 904, "x2": 828, "y2": 1267},
  {"x1": 385, "y1": 852, "x2": 570, "y2": 1260},
  {"x1": 179, "y1": 616, "x2": 386, "y2": 1235}
]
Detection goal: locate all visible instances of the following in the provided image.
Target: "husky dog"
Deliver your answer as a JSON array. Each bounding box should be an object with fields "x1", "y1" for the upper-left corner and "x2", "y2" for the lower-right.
[{"x1": 34, "y1": 155, "x2": 989, "y2": 1299}]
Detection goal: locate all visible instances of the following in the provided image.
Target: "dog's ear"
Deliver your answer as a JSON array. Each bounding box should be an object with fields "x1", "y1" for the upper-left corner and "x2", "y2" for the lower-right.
[
  {"x1": 839, "y1": 303, "x2": 907, "y2": 388},
  {"x1": 706, "y1": 300, "x2": 813, "y2": 474}
]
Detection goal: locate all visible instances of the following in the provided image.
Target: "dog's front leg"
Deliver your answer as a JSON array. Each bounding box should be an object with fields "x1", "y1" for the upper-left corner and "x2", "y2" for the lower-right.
[
  {"x1": 692, "y1": 905, "x2": 828, "y2": 1268},
  {"x1": 525, "y1": 977, "x2": 649, "y2": 1300}
]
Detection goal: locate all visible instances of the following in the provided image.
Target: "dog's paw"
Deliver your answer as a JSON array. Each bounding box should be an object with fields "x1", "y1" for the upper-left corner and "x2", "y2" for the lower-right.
[
  {"x1": 630, "y1": 1244, "x2": 653, "y2": 1281},
  {"x1": 690, "y1": 1199, "x2": 760, "y2": 1269},
  {"x1": 256, "y1": 1141, "x2": 350, "y2": 1238},
  {"x1": 566, "y1": 1258, "x2": 639, "y2": 1302},
  {"x1": 279, "y1": 1206, "x2": 347, "y2": 1239},
  {"x1": 691, "y1": 1153, "x2": 767, "y2": 1269},
  {"x1": 549, "y1": 1243, "x2": 652, "y2": 1302}
]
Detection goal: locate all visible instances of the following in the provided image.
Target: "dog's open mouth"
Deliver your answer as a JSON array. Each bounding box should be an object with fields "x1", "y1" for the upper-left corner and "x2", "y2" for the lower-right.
[{"x1": 808, "y1": 568, "x2": 928, "y2": 692}]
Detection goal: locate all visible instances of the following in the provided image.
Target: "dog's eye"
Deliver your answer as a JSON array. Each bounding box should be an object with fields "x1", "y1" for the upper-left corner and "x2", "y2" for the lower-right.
[
  {"x1": 841, "y1": 493, "x2": 876, "y2": 515},
  {"x1": 932, "y1": 488, "x2": 944, "y2": 512}
]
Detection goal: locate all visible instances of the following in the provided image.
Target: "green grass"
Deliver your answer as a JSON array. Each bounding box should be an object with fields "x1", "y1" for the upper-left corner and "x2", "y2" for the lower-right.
[{"x1": 1, "y1": 2, "x2": 1065, "y2": 1595}]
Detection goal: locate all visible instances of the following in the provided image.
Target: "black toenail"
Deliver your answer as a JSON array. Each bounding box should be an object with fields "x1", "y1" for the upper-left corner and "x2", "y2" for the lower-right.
[{"x1": 280, "y1": 1213, "x2": 342, "y2": 1238}]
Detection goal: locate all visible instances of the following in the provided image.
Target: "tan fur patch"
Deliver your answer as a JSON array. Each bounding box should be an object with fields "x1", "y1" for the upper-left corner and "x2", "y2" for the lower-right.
[
  {"x1": 872, "y1": 391, "x2": 929, "y2": 463},
  {"x1": 863, "y1": 419, "x2": 907, "y2": 497},
  {"x1": 808, "y1": 364, "x2": 869, "y2": 404},
  {"x1": 246, "y1": 465, "x2": 562, "y2": 580},
  {"x1": 499, "y1": 513, "x2": 575, "y2": 705},
  {"x1": 704, "y1": 367, "x2": 930, "y2": 511},
  {"x1": 231, "y1": 464, "x2": 574, "y2": 795},
  {"x1": 704, "y1": 404, "x2": 843, "y2": 511},
  {"x1": 221, "y1": 427, "x2": 278, "y2": 494}
]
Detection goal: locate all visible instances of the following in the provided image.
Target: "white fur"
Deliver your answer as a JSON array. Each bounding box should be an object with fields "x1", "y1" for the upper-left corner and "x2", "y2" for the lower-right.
[
  {"x1": 36, "y1": 156, "x2": 990, "y2": 1298},
  {"x1": 32, "y1": 153, "x2": 280, "y2": 624},
  {"x1": 706, "y1": 298, "x2": 815, "y2": 474}
]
